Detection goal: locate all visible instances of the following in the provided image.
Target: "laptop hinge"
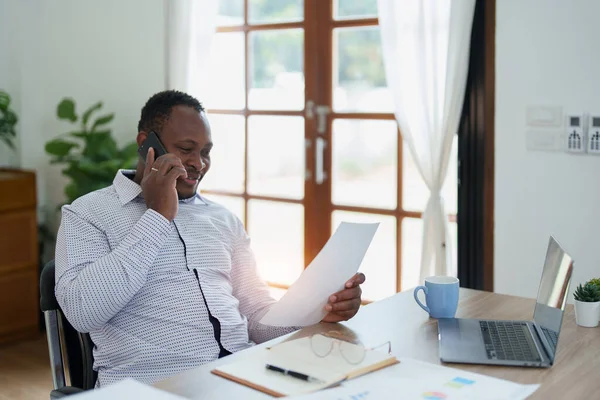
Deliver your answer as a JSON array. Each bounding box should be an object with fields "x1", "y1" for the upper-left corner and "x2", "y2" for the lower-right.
[{"x1": 530, "y1": 322, "x2": 552, "y2": 363}]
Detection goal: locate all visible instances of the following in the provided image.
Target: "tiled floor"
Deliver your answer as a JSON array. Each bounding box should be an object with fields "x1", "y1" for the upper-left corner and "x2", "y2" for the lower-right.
[{"x1": 0, "y1": 335, "x2": 53, "y2": 400}]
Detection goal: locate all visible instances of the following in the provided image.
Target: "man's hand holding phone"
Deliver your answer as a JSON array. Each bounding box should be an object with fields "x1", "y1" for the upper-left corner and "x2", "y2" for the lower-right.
[{"x1": 141, "y1": 147, "x2": 187, "y2": 222}]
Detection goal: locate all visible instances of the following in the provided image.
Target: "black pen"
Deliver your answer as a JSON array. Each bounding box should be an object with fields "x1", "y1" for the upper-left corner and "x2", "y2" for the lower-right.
[{"x1": 265, "y1": 364, "x2": 324, "y2": 383}]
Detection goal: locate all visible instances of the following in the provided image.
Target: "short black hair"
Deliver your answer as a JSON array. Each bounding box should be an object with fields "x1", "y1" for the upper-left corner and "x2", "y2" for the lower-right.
[{"x1": 137, "y1": 90, "x2": 205, "y2": 133}]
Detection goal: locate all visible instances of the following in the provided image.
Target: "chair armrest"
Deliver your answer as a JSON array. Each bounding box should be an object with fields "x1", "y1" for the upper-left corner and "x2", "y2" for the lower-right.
[{"x1": 50, "y1": 386, "x2": 86, "y2": 399}]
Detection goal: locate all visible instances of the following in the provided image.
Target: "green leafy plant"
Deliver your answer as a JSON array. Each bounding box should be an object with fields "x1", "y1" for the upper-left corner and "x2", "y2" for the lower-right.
[
  {"x1": 573, "y1": 282, "x2": 600, "y2": 303},
  {"x1": 45, "y1": 98, "x2": 138, "y2": 204},
  {"x1": 0, "y1": 90, "x2": 18, "y2": 150}
]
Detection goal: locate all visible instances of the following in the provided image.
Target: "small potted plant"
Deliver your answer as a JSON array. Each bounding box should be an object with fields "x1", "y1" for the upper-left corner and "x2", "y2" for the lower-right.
[{"x1": 573, "y1": 281, "x2": 600, "y2": 327}]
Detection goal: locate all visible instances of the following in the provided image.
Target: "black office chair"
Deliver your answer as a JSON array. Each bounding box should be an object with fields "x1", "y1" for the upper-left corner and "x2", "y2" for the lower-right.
[{"x1": 40, "y1": 260, "x2": 97, "y2": 399}]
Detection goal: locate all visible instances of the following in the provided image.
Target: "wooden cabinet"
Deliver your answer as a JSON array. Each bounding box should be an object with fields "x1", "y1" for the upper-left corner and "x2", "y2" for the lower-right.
[{"x1": 0, "y1": 168, "x2": 38, "y2": 344}]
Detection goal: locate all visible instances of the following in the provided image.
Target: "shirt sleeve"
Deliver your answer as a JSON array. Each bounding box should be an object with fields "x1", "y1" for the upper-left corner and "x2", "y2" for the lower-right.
[
  {"x1": 229, "y1": 219, "x2": 299, "y2": 344},
  {"x1": 55, "y1": 205, "x2": 172, "y2": 332}
]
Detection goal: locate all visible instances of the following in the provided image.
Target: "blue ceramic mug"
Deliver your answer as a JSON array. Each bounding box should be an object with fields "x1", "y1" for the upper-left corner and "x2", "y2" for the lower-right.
[{"x1": 413, "y1": 276, "x2": 459, "y2": 318}]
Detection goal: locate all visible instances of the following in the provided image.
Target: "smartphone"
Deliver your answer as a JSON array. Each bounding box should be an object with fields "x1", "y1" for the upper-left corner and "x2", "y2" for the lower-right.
[{"x1": 138, "y1": 130, "x2": 168, "y2": 161}]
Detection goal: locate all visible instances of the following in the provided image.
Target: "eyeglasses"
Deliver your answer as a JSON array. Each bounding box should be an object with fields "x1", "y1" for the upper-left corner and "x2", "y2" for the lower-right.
[{"x1": 310, "y1": 332, "x2": 392, "y2": 365}]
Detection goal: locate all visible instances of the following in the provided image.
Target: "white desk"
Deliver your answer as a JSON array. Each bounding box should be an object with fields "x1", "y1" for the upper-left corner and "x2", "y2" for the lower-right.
[{"x1": 154, "y1": 289, "x2": 600, "y2": 399}]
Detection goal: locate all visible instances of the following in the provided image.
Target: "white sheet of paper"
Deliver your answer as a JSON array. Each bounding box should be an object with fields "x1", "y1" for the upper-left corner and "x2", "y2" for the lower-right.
[
  {"x1": 70, "y1": 378, "x2": 187, "y2": 399},
  {"x1": 288, "y1": 358, "x2": 540, "y2": 400},
  {"x1": 260, "y1": 222, "x2": 379, "y2": 327}
]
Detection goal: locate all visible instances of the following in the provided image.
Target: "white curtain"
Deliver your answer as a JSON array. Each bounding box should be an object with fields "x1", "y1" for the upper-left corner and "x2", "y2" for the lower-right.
[
  {"x1": 166, "y1": 0, "x2": 219, "y2": 94},
  {"x1": 377, "y1": 0, "x2": 476, "y2": 282}
]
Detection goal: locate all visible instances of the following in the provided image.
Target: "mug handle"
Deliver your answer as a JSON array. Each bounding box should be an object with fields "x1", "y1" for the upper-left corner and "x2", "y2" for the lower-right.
[{"x1": 413, "y1": 286, "x2": 430, "y2": 314}]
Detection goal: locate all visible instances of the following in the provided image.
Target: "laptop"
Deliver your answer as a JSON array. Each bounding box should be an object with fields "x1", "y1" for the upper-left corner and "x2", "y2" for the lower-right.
[{"x1": 438, "y1": 236, "x2": 574, "y2": 367}]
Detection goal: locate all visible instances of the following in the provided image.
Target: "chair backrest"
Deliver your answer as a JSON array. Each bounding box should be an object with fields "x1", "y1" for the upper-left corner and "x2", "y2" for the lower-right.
[{"x1": 40, "y1": 260, "x2": 97, "y2": 391}]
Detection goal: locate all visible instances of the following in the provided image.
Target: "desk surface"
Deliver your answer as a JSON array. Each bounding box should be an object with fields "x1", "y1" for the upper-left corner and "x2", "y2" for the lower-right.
[{"x1": 155, "y1": 288, "x2": 600, "y2": 399}]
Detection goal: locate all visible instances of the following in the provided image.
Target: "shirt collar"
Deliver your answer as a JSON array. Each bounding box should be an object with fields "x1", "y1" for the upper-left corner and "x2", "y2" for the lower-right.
[
  {"x1": 113, "y1": 170, "x2": 142, "y2": 205},
  {"x1": 113, "y1": 169, "x2": 209, "y2": 206}
]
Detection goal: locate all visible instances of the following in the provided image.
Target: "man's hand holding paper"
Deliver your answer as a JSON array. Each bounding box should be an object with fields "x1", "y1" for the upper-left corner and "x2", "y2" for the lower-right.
[
  {"x1": 260, "y1": 222, "x2": 379, "y2": 327},
  {"x1": 322, "y1": 272, "x2": 365, "y2": 323}
]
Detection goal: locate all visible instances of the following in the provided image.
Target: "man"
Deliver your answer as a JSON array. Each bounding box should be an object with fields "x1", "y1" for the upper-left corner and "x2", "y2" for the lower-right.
[{"x1": 55, "y1": 90, "x2": 366, "y2": 387}]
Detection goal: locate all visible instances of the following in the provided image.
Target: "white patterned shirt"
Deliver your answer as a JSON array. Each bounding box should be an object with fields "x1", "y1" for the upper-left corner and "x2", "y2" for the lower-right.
[{"x1": 55, "y1": 170, "x2": 297, "y2": 387}]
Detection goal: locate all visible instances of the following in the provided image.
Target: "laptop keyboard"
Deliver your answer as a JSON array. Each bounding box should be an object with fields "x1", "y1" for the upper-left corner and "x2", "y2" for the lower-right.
[{"x1": 479, "y1": 321, "x2": 541, "y2": 362}]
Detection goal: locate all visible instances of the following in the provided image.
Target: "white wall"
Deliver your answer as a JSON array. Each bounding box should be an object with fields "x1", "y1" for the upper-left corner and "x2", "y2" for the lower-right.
[
  {"x1": 0, "y1": 0, "x2": 166, "y2": 227},
  {"x1": 0, "y1": 0, "x2": 22, "y2": 167},
  {"x1": 495, "y1": 0, "x2": 600, "y2": 299}
]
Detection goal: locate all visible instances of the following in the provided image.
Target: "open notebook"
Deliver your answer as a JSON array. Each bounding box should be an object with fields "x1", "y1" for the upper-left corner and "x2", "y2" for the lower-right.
[{"x1": 212, "y1": 336, "x2": 398, "y2": 397}]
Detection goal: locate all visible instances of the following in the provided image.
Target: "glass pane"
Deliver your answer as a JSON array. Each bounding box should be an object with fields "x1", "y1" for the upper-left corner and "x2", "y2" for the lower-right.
[
  {"x1": 401, "y1": 218, "x2": 457, "y2": 291},
  {"x1": 335, "y1": 0, "x2": 378, "y2": 19},
  {"x1": 333, "y1": 27, "x2": 393, "y2": 112},
  {"x1": 332, "y1": 211, "x2": 396, "y2": 301},
  {"x1": 401, "y1": 218, "x2": 423, "y2": 291},
  {"x1": 201, "y1": 114, "x2": 245, "y2": 193},
  {"x1": 402, "y1": 135, "x2": 458, "y2": 213},
  {"x1": 248, "y1": 200, "x2": 304, "y2": 285},
  {"x1": 249, "y1": 29, "x2": 304, "y2": 110},
  {"x1": 206, "y1": 33, "x2": 245, "y2": 109},
  {"x1": 248, "y1": 116, "x2": 304, "y2": 199},
  {"x1": 202, "y1": 194, "x2": 245, "y2": 224},
  {"x1": 332, "y1": 119, "x2": 397, "y2": 209},
  {"x1": 218, "y1": 0, "x2": 244, "y2": 26},
  {"x1": 249, "y1": 0, "x2": 303, "y2": 24}
]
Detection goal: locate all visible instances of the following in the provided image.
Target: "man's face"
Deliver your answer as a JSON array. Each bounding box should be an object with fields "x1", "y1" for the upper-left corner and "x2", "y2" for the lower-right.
[{"x1": 143, "y1": 105, "x2": 212, "y2": 199}]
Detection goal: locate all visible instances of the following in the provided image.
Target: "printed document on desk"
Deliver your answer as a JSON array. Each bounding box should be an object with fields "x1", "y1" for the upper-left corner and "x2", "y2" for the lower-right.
[
  {"x1": 260, "y1": 222, "x2": 379, "y2": 327},
  {"x1": 287, "y1": 358, "x2": 540, "y2": 400}
]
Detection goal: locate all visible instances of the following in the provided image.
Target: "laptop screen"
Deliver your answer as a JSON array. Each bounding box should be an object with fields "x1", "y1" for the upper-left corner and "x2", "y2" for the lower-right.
[{"x1": 532, "y1": 236, "x2": 574, "y2": 361}]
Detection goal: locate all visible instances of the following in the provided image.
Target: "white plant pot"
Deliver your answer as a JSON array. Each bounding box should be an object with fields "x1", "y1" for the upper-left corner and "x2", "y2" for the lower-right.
[{"x1": 574, "y1": 300, "x2": 600, "y2": 328}]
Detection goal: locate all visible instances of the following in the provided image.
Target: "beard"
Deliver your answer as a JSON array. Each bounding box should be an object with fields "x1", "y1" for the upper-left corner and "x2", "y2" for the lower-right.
[{"x1": 175, "y1": 174, "x2": 203, "y2": 199}]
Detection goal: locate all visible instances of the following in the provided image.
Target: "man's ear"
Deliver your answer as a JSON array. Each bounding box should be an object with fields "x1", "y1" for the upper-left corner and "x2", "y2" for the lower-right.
[{"x1": 136, "y1": 131, "x2": 148, "y2": 147}]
